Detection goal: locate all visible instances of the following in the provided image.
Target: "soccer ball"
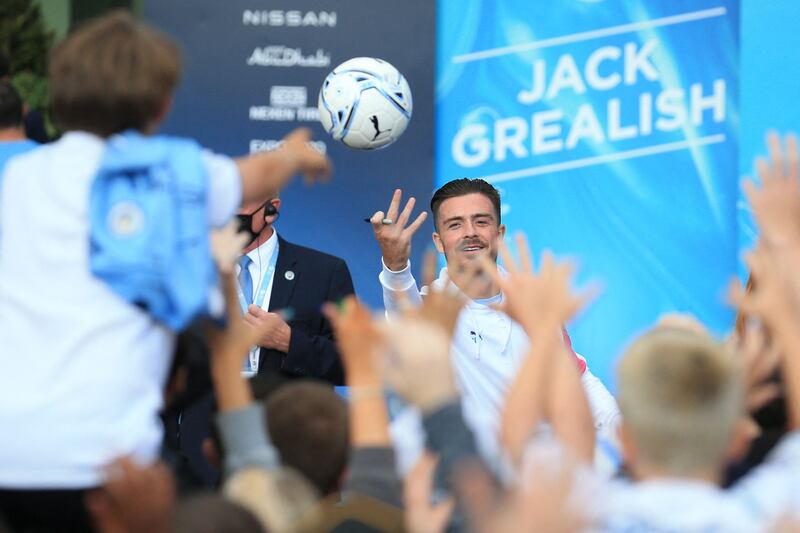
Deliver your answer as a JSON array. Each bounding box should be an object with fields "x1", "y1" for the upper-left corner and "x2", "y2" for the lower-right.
[{"x1": 318, "y1": 57, "x2": 412, "y2": 150}]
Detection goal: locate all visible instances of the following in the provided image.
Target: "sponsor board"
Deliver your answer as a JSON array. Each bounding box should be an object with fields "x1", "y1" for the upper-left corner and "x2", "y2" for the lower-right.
[
  {"x1": 242, "y1": 10, "x2": 337, "y2": 27},
  {"x1": 247, "y1": 46, "x2": 331, "y2": 68}
]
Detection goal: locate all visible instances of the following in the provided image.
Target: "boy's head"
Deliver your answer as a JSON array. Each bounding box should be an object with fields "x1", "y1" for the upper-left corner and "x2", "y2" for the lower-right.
[
  {"x1": 265, "y1": 381, "x2": 350, "y2": 496},
  {"x1": 49, "y1": 10, "x2": 181, "y2": 137},
  {"x1": 173, "y1": 493, "x2": 265, "y2": 533},
  {"x1": 616, "y1": 325, "x2": 743, "y2": 477}
]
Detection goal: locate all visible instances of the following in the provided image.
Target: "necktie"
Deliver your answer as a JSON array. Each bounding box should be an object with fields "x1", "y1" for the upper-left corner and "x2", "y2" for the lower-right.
[{"x1": 238, "y1": 255, "x2": 254, "y2": 307}]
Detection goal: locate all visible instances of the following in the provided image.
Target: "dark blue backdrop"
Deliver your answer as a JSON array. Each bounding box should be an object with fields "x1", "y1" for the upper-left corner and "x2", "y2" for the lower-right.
[{"x1": 144, "y1": 1, "x2": 437, "y2": 309}]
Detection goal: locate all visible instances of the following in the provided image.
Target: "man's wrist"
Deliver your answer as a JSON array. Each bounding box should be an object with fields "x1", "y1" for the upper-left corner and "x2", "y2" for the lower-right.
[{"x1": 382, "y1": 257, "x2": 410, "y2": 273}]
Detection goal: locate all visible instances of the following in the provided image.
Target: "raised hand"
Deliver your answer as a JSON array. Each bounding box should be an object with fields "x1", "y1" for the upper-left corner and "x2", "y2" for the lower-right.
[
  {"x1": 728, "y1": 245, "x2": 796, "y2": 327},
  {"x1": 382, "y1": 316, "x2": 457, "y2": 413},
  {"x1": 371, "y1": 189, "x2": 428, "y2": 271},
  {"x1": 394, "y1": 249, "x2": 482, "y2": 340},
  {"x1": 210, "y1": 221, "x2": 252, "y2": 275},
  {"x1": 744, "y1": 132, "x2": 800, "y2": 249},
  {"x1": 455, "y1": 450, "x2": 588, "y2": 533},
  {"x1": 729, "y1": 244, "x2": 800, "y2": 430},
  {"x1": 735, "y1": 322, "x2": 782, "y2": 414},
  {"x1": 322, "y1": 296, "x2": 385, "y2": 387},
  {"x1": 478, "y1": 234, "x2": 596, "y2": 336},
  {"x1": 404, "y1": 453, "x2": 455, "y2": 533},
  {"x1": 281, "y1": 127, "x2": 332, "y2": 185}
]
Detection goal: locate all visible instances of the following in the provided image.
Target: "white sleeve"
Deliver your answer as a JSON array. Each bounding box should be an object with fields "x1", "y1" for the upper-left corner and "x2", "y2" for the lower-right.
[
  {"x1": 202, "y1": 150, "x2": 242, "y2": 228},
  {"x1": 730, "y1": 431, "x2": 800, "y2": 522},
  {"x1": 378, "y1": 258, "x2": 423, "y2": 314},
  {"x1": 580, "y1": 367, "x2": 622, "y2": 443}
]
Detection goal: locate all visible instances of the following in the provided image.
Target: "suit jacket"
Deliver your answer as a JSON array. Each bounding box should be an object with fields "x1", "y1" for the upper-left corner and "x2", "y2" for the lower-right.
[{"x1": 258, "y1": 236, "x2": 354, "y2": 385}]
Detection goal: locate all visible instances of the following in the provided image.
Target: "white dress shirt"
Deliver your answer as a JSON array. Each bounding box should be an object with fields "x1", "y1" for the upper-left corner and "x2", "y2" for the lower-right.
[
  {"x1": 237, "y1": 230, "x2": 279, "y2": 375},
  {"x1": 379, "y1": 259, "x2": 621, "y2": 474},
  {"x1": 0, "y1": 131, "x2": 241, "y2": 488}
]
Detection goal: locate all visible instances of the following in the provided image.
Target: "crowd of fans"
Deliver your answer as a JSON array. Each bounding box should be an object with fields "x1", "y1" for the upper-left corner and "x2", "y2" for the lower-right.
[{"x1": 1, "y1": 9, "x2": 800, "y2": 533}]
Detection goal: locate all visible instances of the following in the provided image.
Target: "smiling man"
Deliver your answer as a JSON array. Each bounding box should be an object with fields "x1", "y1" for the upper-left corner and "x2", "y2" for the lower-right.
[{"x1": 370, "y1": 178, "x2": 620, "y2": 471}]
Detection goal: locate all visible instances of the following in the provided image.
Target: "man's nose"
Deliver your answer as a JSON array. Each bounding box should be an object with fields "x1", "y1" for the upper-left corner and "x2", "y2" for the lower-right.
[{"x1": 463, "y1": 221, "x2": 478, "y2": 236}]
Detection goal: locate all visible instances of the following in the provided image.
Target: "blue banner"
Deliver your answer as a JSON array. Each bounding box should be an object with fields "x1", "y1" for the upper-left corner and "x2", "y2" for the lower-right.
[
  {"x1": 437, "y1": 1, "x2": 739, "y2": 388},
  {"x1": 738, "y1": 0, "x2": 800, "y2": 275}
]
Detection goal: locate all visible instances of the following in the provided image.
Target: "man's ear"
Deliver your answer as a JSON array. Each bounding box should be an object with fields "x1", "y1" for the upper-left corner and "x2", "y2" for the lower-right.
[
  {"x1": 266, "y1": 198, "x2": 282, "y2": 223},
  {"x1": 432, "y1": 232, "x2": 444, "y2": 254},
  {"x1": 498, "y1": 224, "x2": 506, "y2": 239}
]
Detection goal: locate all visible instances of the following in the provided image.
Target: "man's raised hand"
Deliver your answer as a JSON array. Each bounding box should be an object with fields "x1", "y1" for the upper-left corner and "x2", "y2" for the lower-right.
[{"x1": 371, "y1": 189, "x2": 428, "y2": 271}]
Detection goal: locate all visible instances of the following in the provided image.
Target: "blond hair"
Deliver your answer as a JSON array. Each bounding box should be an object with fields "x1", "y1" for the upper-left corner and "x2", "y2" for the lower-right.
[{"x1": 616, "y1": 325, "x2": 743, "y2": 474}]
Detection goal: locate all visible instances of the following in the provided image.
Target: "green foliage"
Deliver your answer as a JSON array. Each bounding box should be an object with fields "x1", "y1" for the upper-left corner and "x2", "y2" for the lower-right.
[
  {"x1": 0, "y1": 0, "x2": 57, "y2": 136},
  {"x1": 0, "y1": 0, "x2": 54, "y2": 76}
]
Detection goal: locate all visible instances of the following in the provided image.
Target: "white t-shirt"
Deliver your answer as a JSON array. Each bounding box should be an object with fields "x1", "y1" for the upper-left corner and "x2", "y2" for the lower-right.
[
  {"x1": 0, "y1": 131, "x2": 241, "y2": 488},
  {"x1": 380, "y1": 260, "x2": 621, "y2": 474},
  {"x1": 591, "y1": 432, "x2": 800, "y2": 531}
]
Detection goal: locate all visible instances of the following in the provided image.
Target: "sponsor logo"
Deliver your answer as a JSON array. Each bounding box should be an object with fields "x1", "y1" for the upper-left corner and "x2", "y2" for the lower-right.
[
  {"x1": 242, "y1": 10, "x2": 337, "y2": 28},
  {"x1": 270, "y1": 86, "x2": 307, "y2": 107},
  {"x1": 250, "y1": 139, "x2": 327, "y2": 155},
  {"x1": 249, "y1": 106, "x2": 320, "y2": 122},
  {"x1": 369, "y1": 115, "x2": 392, "y2": 141},
  {"x1": 247, "y1": 46, "x2": 331, "y2": 68}
]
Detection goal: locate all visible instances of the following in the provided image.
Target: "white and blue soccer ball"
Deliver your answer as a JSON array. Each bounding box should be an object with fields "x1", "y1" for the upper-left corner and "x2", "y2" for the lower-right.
[{"x1": 318, "y1": 57, "x2": 412, "y2": 150}]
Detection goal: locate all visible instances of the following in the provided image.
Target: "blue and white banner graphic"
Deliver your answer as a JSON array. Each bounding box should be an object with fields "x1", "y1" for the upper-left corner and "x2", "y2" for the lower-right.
[{"x1": 437, "y1": 1, "x2": 739, "y2": 387}]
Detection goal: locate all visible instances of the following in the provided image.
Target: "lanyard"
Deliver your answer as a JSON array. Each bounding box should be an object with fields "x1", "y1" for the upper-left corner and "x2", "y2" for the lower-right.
[
  {"x1": 236, "y1": 240, "x2": 280, "y2": 314},
  {"x1": 237, "y1": 241, "x2": 280, "y2": 375}
]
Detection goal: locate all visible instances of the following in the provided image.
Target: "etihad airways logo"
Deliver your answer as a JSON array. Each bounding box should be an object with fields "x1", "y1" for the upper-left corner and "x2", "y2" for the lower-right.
[
  {"x1": 247, "y1": 46, "x2": 331, "y2": 68},
  {"x1": 242, "y1": 10, "x2": 337, "y2": 27}
]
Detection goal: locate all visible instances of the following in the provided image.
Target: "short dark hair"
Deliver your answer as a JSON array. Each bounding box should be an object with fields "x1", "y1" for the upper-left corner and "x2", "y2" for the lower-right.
[
  {"x1": 173, "y1": 493, "x2": 265, "y2": 533},
  {"x1": 430, "y1": 178, "x2": 501, "y2": 229},
  {"x1": 0, "y1": 81, "x2": 23, "y2": 129},
  {"x1": 49, "y1": 10, "x2": 181, "y2": 137},
  {"x1": 265, "y1": 381, "x2": 349, "y2": 496}
]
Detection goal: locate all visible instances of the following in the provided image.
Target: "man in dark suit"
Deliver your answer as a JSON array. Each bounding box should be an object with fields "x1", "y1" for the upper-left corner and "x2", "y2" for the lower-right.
[{"x1": 236, "y1": 196, "x2": 354, "y2": 385}]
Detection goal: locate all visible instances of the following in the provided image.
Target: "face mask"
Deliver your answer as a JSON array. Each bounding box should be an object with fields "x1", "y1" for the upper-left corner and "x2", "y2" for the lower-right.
[
  {"x1": 236, "y1": 212, "x2": 260, "y2": 244},
  {"x1": 236, "y1": 199, "x2": 278, "y2": 244}
]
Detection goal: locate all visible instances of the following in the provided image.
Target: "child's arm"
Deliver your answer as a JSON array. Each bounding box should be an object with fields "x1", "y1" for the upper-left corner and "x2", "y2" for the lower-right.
[{"x1": 235, "y1": 128, "x2": 331, "y2": 205}]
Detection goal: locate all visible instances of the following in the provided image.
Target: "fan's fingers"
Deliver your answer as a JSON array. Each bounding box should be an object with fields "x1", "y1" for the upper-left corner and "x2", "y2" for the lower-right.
[
  {"x1": 767, "y1": 131, "x2": 784, "y2": 179},
  {"x1": 515, "y1": 232, "x2": 534, "y2": 273},
  {"x1": 748, "y1": 383, "x2": 782, "y2": 412},
  {"x1": 756, "y1": 158, "x2": 773, "y2": 185},
  {"x1": 498, "y1": 238, "x2": 518, "y2": 274},
  {"x1": 787, "y1": 133, "x2": 799, "y2": 184},
  {"x1": 540, "y1": 250, "x2": 555, "y2": 276},
  {"x1": 422, "y1": 248, "x2": 438, "y2": 290},
  {"x1": 321, "y1": 302, "x2": 341, "y2": 329},
  {"x1": 476, "y1": 254, "x2": 502, "y2": 285}
]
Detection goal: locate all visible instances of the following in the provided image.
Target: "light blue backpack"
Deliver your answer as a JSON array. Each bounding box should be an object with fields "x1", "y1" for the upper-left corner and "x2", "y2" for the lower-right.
[{"x1": 89, "y1": 131, "x2": 215, "y2": 330}]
